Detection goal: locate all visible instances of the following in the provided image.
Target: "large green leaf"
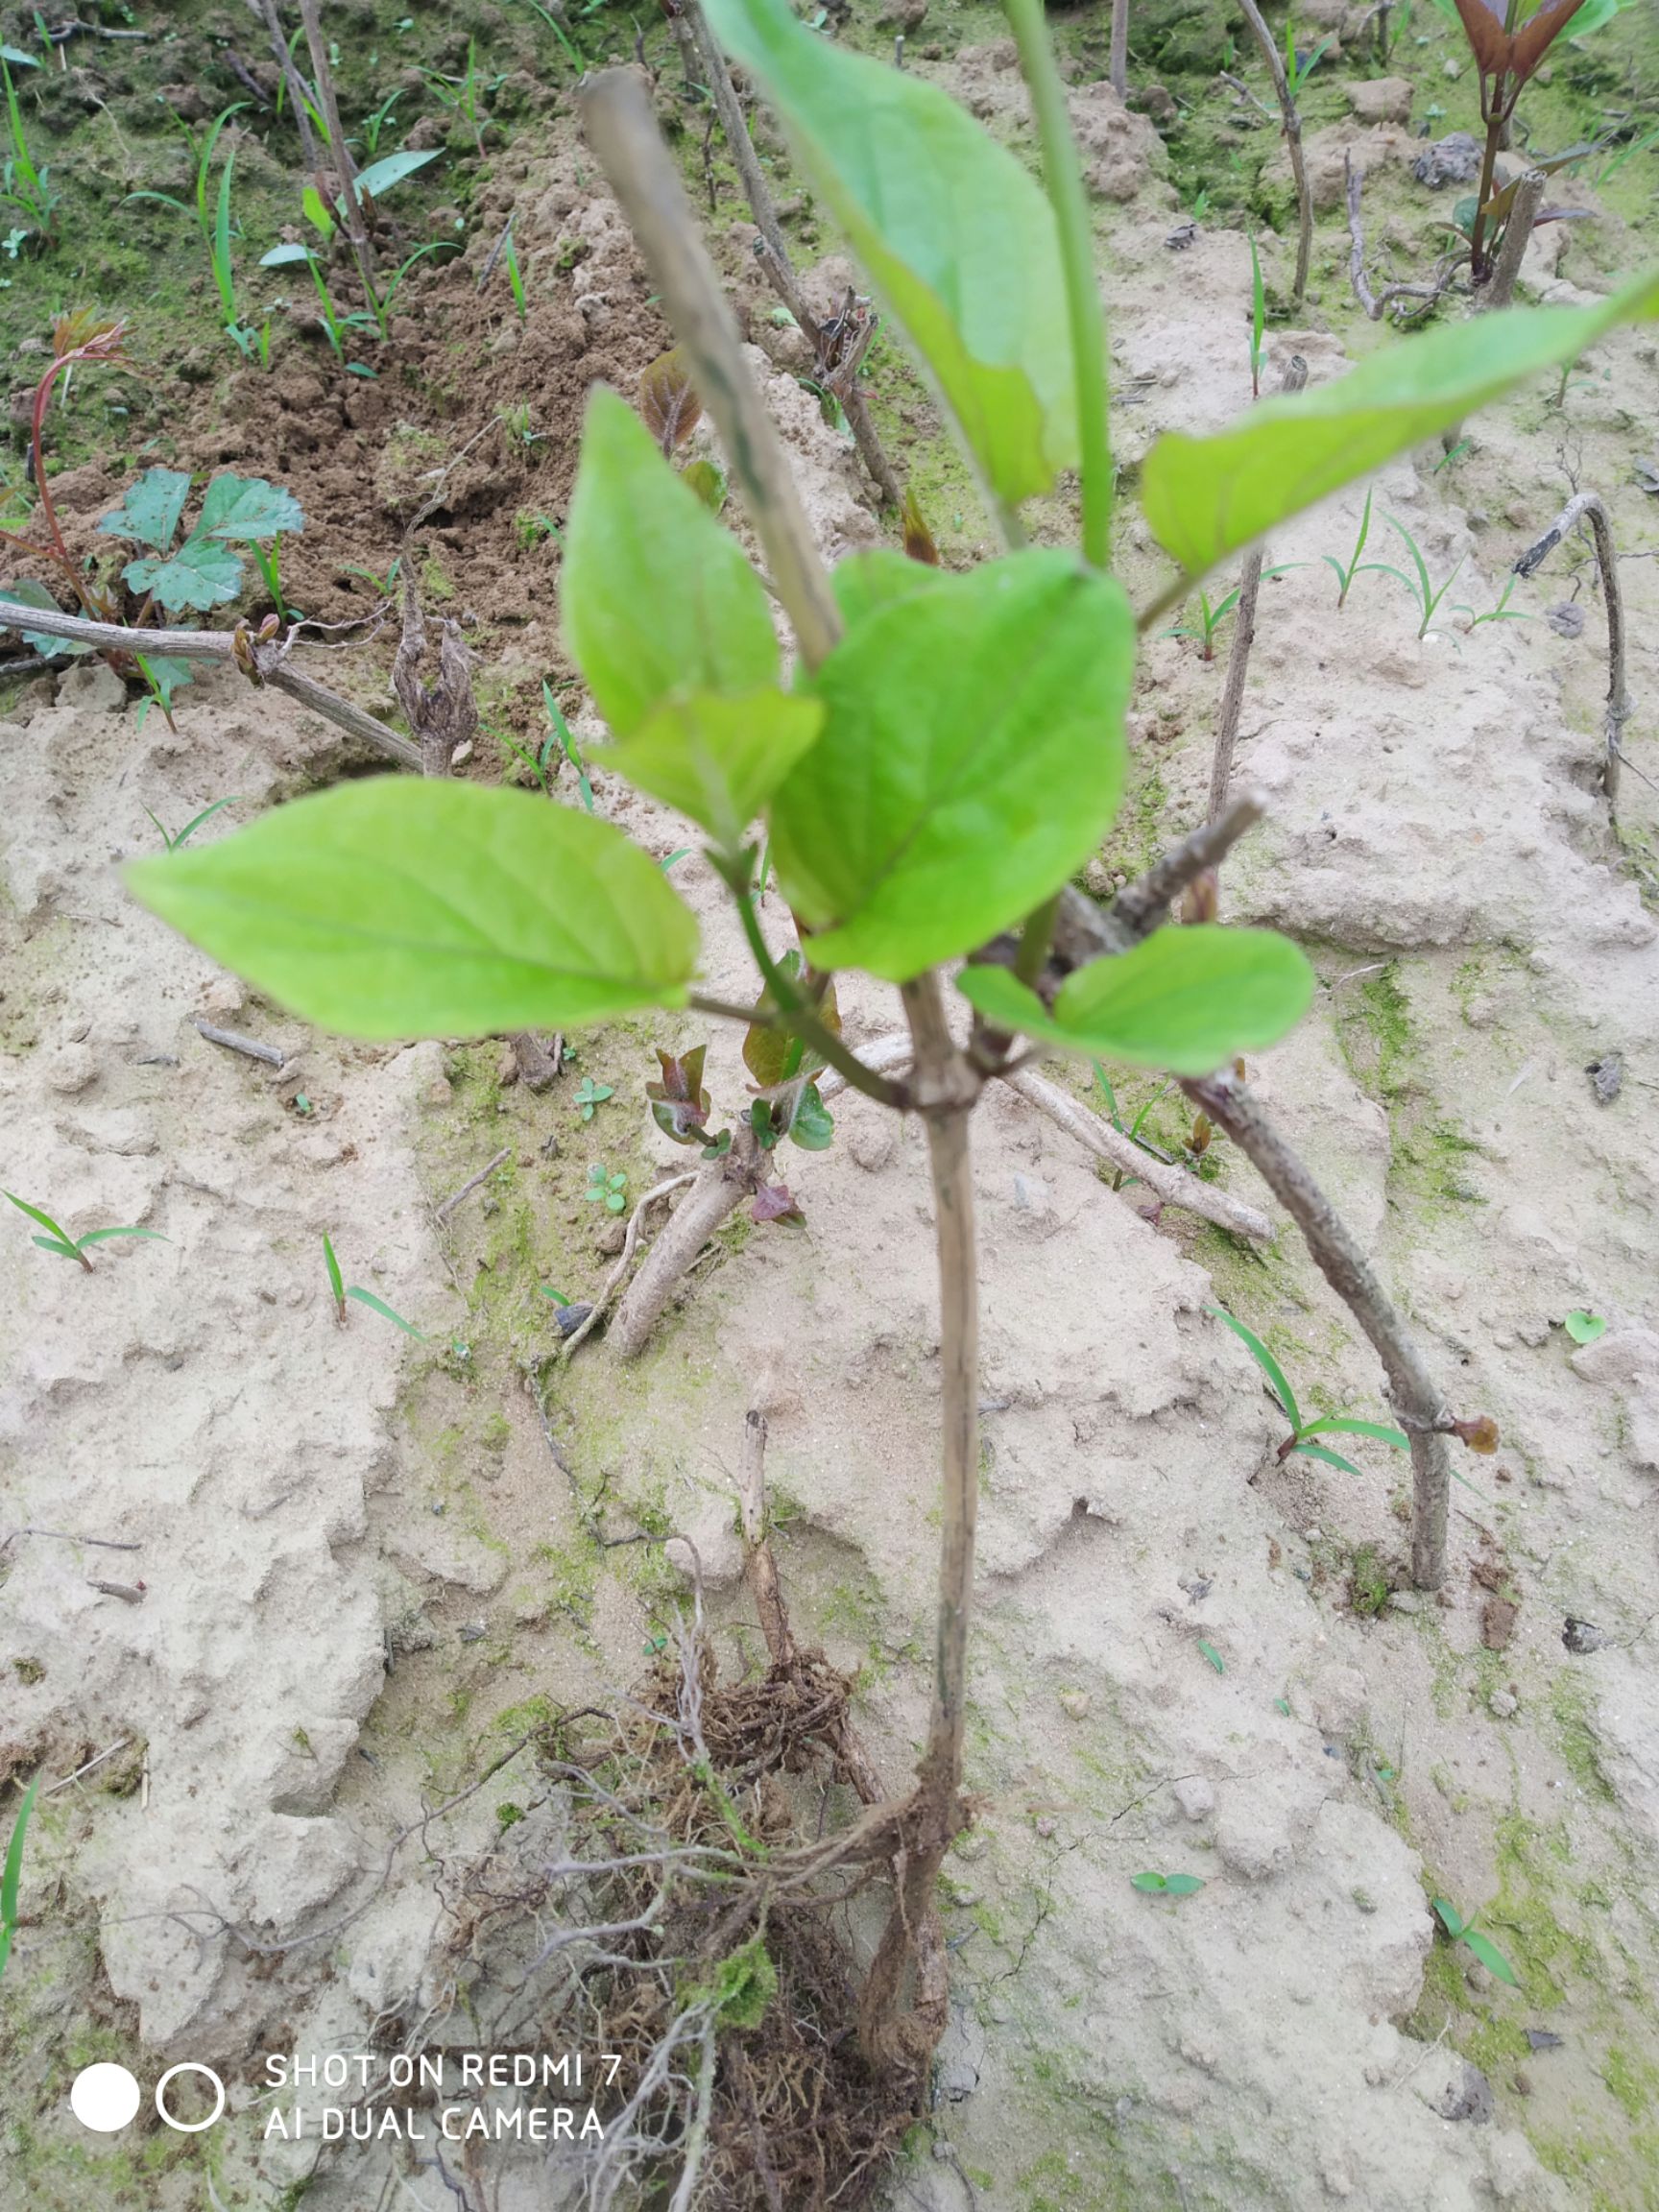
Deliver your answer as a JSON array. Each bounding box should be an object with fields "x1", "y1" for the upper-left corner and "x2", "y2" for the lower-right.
[
  {"x1": 768, "y1": 550, "x2": 1133, "y2": 981},
  {"x1": 597, "y1": 689, "x2": 825, "y2": 852},
  {"x1": 122, "y1": 538, "x2": 244, "y2": 613},
  {"x1": 127, "y1": 781, "x2": 699, "y2": 1039},
  {"x1": 1142, "y1": 269, "x2": 1659, "y2": 581},
  {"x1": 97, "y1": 466, "x2": 192, "y2": 553},
  {"x1": 705, "y1": 0, "x2": 1077, "y2": 507},
  {"x1": 196, "y1": 472, "x2": 304, "y2": 541},
  {"x1": 563, "y1": 388, "x2": 780, "y2": 741},
  {"x1": 0, "y1": 581, "x2": 93, "y2": 657},
  {"x1": 955, "y1": 925, "x2": 1314, "y2": 1074}
]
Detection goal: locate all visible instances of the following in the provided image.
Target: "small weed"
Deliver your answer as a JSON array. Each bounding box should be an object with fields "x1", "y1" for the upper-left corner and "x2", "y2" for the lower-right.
[
  {"x1": 141, "y1": 796, "x2": 244, "y2": 851},
  {"x1": 1323, "y1": 487, "x2": 1376, "y2": 610},
  {"x1": 1131, "y1": 1870, "x2": 1205, "y2": 1897},
  {"x1": 574, "y1": 1076, "x2": 614, "y2": 1122},
  {"x1": 99, "y1": 468, "x2": 303, "y2": 618},
  {"x1": 1432, "y1": 1894, "x2": 1520, "y2": 1987},
  {"x1": 1563, "y1": 1310, "x2": 1605, "y2": 1345},
  {"x1": 1247, "y1": 230, "x2": 1265, "y2": 398},
  {"x1": 125, "y1": 103, "x2": 246, "y2": 342},
  {"x1": 323, "y1": 1233, "x2": 427, "y2": 1335},
  {"x1": 543, "y1": 681, "x2": 594, "y2": 810},
  {"x1": 1454, "y1": 574, "x2": 1528, "y2": 629},
  {"x1": 5, "y1": 1190, "x2": 166, "y2": 1273},
  {"x1": 421, "y1": 37, "x2": 505, "y2": 156},
  {"x1": 585, "y1": 1165, "x2": 629, "y2": 1214},
  {"x1": 1163, "y1": 565, "x2": 1305, "y2": 659},
  {"x1": 0, "y1": 1772, "x2": 38, "y2": 1982},
  {"x1": 1196, "y1": 1639, "x2": 1224, "y2": 1674},
  {"x1": 1284, "y1": 14, "x2": 1334, "y2": 93},
  {"x1": 1, "y1": 55, "x2": 59, "y2": 236},
  {"x1": 1207, "y1": 1305, "x2": 1408, "y2": 1474},
  {"x1": 1359, "y1": 516, "x2": 1465, "y2": 638}
]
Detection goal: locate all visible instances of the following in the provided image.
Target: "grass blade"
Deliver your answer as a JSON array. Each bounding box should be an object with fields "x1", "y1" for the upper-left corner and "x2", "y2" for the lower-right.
[
  {"x1": 5, "y1": 1190, "x2": 70, "y2": 1244},
  {"x1": 1299, "y1": 1416, "x2": 1409, "y2": 1449},
  {"x1": 74, "y1": 1226, "x2": 168, "y2": 1249},
  {"x1": 1290, "y1": 1440, "x2": 1365, "y2": 1475},
  {"x1": 345, "y1": 1286, "x2": 428, "y2": 1338},
  {"x1": 0, "y1": 1774, "x2": 38, "y2": 1982},
  {"x1": 1205, "y1": 1304, "x2": 1301, "y2": 1431}
]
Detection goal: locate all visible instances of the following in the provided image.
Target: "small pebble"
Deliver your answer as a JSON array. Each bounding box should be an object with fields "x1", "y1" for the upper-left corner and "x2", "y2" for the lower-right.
[{"x1": 1059, "y1": 1690, "x2": 1091, "y2": 1720}]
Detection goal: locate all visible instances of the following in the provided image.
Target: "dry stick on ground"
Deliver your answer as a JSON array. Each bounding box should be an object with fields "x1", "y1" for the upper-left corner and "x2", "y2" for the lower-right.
[
  {"x1": 1051, "y1": 877, "x2": 1457, "y2": 1589},
  {"x1": 1109, "y1": 0, "x2": 1129, "y2": 99},
  {"x1": 1515, "y1": 491, "x2": 1631, "y2": 805},
  {"x1": 584, "y1": 66, "x2": 967, "y2": 2077},
  {"x1": 1236, "y1": 0, "x2": 1311, "y2": 305},
  {"x1": 1479, "y1": 167, "x2": 1546, "y2": 312},
  {"x1": 736, "y1": 1407, "x2": 796, "y2": 1667},
  {"x1": 297, "y1": 0, "x2": 377, "y2": 306},
  {"x1": 0, "y1": 600, "x2": 421, "y2": 768},
  {"x1": 1208, "y1": 357, "x2": 1307, "y2": 828},
  {"x1": 681, "y1": 0, "x2": 903, "y2": 509},
  {"x1": 392, "y1": 559, "x2": 478, "y2": 780},
  {"x1": 563, "y1": 1168, "x2": 704, "y2": 1359},
  {"x1": 606, "y1": 1133, "x2": 772, "y2": 1358},
  {"x1": 248, "y1": 0, "x2": 330, "y2": 195},
  {"x1": 1344, "y1": 158, "x2": 1468, "y2": 324}
]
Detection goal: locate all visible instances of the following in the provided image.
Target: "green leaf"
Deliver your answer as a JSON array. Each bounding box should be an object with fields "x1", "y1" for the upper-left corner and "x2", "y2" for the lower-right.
[
  {"x1": 74, "y1": 1227, "x2": 167, "y2": 1250},
  {"x1": 1299, "y1": 1416, "x2": 1409, "y2": 1450},
  {"x1": 1204, "y1": 1304, "x2": 1302, "y2": 1431},
  {"x1": 956, "y1": 926, "x2": 1314, "y2": 1076},
  {"x1": 830, "y1": 546, "x2": 949, "y2": 631},
  {"x1": 301, "y1": 181, "x2": 336, "y2": 239},
  {"x1": 323, "y1": 1233, "x2": 345, "y2": 1310},
  {"x1": 1290, "y1": 1440, "x2": 1365, "y2": 1476},
  {"x1": 1130, "y1": 1871, "x2": 1169, "y2": 1892},
  {"x1": 1197, "y1": 1640, "x2": 1224, "y2": 1674},
  {"x1": 1462, "y1": 1929, "x2": 1521, "y2": 1988},
  {"x1": 0, "y1": 580, "x2": 93, "y2": 657},
  {"x1": 1564, "y1": 1310, "x2": 1606, "y2": 1344},
  {"x1": 260, "y1": 241, "x2": 314, "y2": 268},
  {"x1": 1163, "y1": 1873, "x2": 1206, "y2": 1896},
  {"x1": 351, "y1": 148, "x2": 441, "y2": 201},
  {"x1": 769, "y1": 551, "x2": 1133, "y2": 980},
  {"x1": 705, "y1": 0, "x2": 1077, "y2": 506},
  {"x1": 31, "y1": 1236, "x2": 82, "y2": 1262},
  {"x1": 596, "y1": 690, "x2": 825, "y2": 854},
  {"x1": 123, "y1": 536, "x2": 244, "y2": 614},
  {"x1": 788, "y1": 1081, "x2": 835, "y2": 1152},
  {"x1": 195, "y1": 472, "x2": 304, "y2": 541},
  {"x1": 4, "y1": 1190, "x2": 71, "y2": 1246},
  {"x1": 564, "y1": 388, "x2": 781, "y2": 747},
  {"x1": 134, "y1": 654, "x2": 198, "y2": 711},
  {"x1": 1, "y1": 1773, "x2": 37, "y2": 1983},
  {"x1": 1142, "y1": 269, "x2": 1659, "y2": 581},
  {"x1": 127, "y1": 781, "x2": 699, "y2": 1040},
  {"x1": 97, "y1": 465, "x2": 192, "y2": 553},
  {"x1": 345, "y1": 1285, "x2": 427, "y2": 1336},
  {"x1": 1432, "y1": 1896, "x2": 1466, "y2": 1938}
]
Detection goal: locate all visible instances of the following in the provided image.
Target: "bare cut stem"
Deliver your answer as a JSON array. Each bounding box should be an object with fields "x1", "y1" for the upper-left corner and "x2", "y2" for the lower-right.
[
  {"x1": 1004, "y1": 0, "x2": 1113, "y2": 565},
  {"x1": 297, "y1": 0, "x2": 377, "y2": 305},
  {"x1": 1237, "y1": 0, "x2": 1311, "y2": 305},
  {"x1": 1109, "y1": 0, "x2": 1129, "y2": 99},
  {"x1": 1182, "y1": 1070, "x2": 1452, "y2": 1587},
  {"x1": 736, "y1": 1407, "x2": 797, "y2": 1667},
  {"x1": 580, "y1": 68, "x2": 842, "y2": 674},
  {"x1": 608, "y1": 1133, "x2": 770, "y2": 1360},
  {"x1": 1480, "y1": 167, "x2": 1545, "y2": 311},
  {"x1": 250, "y1": 0, "x2": 332, "y2": 210},
  {"x1": 1108, "y1": 788, "x2": 1267, "y2": 937},
  {"x1": 1514, "y1": 491, "x2": 1630, "y2": 805}
]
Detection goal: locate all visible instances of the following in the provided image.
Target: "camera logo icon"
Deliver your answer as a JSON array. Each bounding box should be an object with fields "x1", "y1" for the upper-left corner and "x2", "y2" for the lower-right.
[{"x1": 70, "y1": 2061, "x2": 226, "y2": 2133}]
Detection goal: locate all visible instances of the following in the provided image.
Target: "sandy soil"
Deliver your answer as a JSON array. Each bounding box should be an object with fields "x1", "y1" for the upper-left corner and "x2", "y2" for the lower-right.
[{"x1": 2, "y1": 12, "x2": 1658, "y2": 2212}]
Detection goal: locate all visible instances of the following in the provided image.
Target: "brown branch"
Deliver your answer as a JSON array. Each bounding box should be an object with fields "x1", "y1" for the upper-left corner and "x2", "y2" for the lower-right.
[
  {"x1": 1514, "y1": 491, "x2": 1630, "y2": 805},
  {"x1": 607, "y1": 1132, "x2": 770, "y2": 1359},
  {"x1": 1346, "y1": 157, "x2": 1468, "y2": 323},
  {"x1": 580, "y1": 67, "x2": 842, "y2": 675},
  {"x1": 297, "y1": 0, "x2": 378, "y2": 305},
  {"x1": 735, "y1": 1407, "x2": 797, "y2": 1667},
  {"x1": 1237, "y1": 0, "x2": 1310, "y2": 305},
  {"x1": 1108, "y1": 788, "x2": 1268, "y2": 938},
  {"x1": 1109, "y1": 0, "x2": 1129, "y2": 98},
  {"x1": 1479, "y1": 167, "x2": 1545, "y2": 311}
]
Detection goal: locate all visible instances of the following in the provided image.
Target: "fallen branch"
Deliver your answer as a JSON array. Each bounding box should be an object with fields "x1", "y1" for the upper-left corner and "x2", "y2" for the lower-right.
[
  {"x1": 736, "y1": 1407, "x2": 796, "y2": 1667},
  {"x1": 434, "y1": 1146, "x2": 511, "y2": 1225},
  {"x1": 1514, "y1": 491, "x2": 1630, "y2": 805},
  {"x1": 192, "y1": 1018, "x2": 286, "y2": 1068},
  {"x1": 1345, "y1": 157, "x2": 1467, "y2": 324},
  {"x1": 0, "y1": 600, "x2": 421, "y2": 769},
  {"x1": 565, "y1": 1168, "x2": 704, "y2": 1359},
  {"x1": 1237, "y1": 0, "x2": 1310, "y2": 305},
  {"x1": 1109, "y1": 0, "x2": 1129, "y2": 98},
  {"x1": 297, "y1": 0, "x2": 377, "y2": 306}
]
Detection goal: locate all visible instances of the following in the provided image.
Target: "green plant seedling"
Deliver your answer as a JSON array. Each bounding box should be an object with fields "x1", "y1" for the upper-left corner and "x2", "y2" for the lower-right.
[
  {"x1": 542, "y1": 682, "x2": 594, "y2": 811},
  {"x1": 0, "y1": 1773, "x2": 38, "y2": 1983},
  {"x1": 1453, "y1": 573, "x2": 1528, "y2": 628},
  {"x1": 0, "y1": 56, "x2": 58, "y2": 236},
  {"x1": 1132, "y1": 1870, "x2": 1205, "y2": 1896},
  {"x1": 1248, "y1": 230, "x2": 1265, "y2": 398},
  {"x1": 1207, "y1": 1306, "x2": 1408, "y2": 1474},
  {"x1": 1564, "y1": 1310, "x2": 1606, "y2": 1344},
  {"x1": 126, "y1": 103, "x2": 247, "y2": 336},
  {"x1": 1431, "y1": 1894, "x2": 1520, "y2": 1986},
  {"x1": 420, "y1": 38, "x2": 504, "y2": 156},
  {"x1": 5, "y1": 1190, "x2": 167, "y2": 1273},
  {"x1": 1323, "y1": 487, "x2": 1375, "y2": 609},
  {"x1": 521, "y1": 0, "x2": 585, "y2": 67},
  {"x1": 1197, "y1": 1639, "x2": 1225, "y2": 1674},
  {"x1": 323, "y1": 1232, "x2": 427, "y2": 1335},
  {"x1": 1164, "y1": 565, "x2": 1307, "y2": 659},
  {"x1": 1284, "y1": 14, "x2": 1334, "y2": 92},
  {"x1": 98, "y1": 468, "x2": 303, "y2": 617},
  {"x1": 249, "y1": 541, "x2": 297, "y2": 621},
  {"x1": 349, "y1": 147, "x2": 443, "y2": 211},
  {"x1": 357, "y1": 90, "x2": 403, "y2": 157},
  {"x1": 500, "y1": 224, "x2": 527, "y2": 320},
  {"x1": 574, "y1": 1076, "x2": 614, "y2": 1120},
  {"x1": 259, "y1": 242, "x2": 376, "y2": 364},
  {"x1": 1360, "y1": 516, "x2": 1465, "y2": 637},
  {"x1": 585, "y1": 1164, "x2": 629, "y2": 1214},
  {"x1": 1598, "y1": 121, "x2": 1659, "y2": 185},
  {"x1": 142, "y1": 796, "x2": 244, "y2": 852}
]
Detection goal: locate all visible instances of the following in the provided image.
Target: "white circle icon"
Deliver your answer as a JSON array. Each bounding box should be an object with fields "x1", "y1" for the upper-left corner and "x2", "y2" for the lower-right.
[
  {"x1": 70, "y1": 2063, "x2": 142, "y2": 2132},
  {"x1": 155, "y1": 2061, "x2": 226, "y2": 2132}
]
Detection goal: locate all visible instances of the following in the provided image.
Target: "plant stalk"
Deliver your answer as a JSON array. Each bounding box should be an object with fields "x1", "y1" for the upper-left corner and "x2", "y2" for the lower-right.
[
  {"x1": 1109, "y1": 0, "x2": 1129, "y2": 99},
  {"x1": 1480, "y1": 166, "x2": 1545, "y2": 310},
  {"x1": 1514, "y1": 491, "x2": 1629, "y2": 805},
  {"x1": 1236, "y1": 0, "x2": 1311, "y2": 306},
  {"x1": 297, "y1": 0, "x2": 378, "y2": 306},
  {"x1": 1003, "y1": 0, "x2": 1113, "y2": 566}
]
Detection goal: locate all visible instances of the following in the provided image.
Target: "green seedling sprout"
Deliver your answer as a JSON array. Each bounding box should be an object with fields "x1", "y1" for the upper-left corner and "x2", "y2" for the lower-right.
[
  {"x1": 574, "y1": 1076, "x2": 614, "y2": 1121},
  {"x1": 585, "y1": 1165, "x2": 629, "y2": 1214},
  {"x1": 260, "y1": 242, "x2": 375, "y2": 365},
  {"x1": 1360, "y1": 516, "x2": 1465, "y2": 638},
  {"x1": 542, "y1": 681, "x2": 594, "y2": 810},
  {"x1": 1453, "y1": 573, "x2": 1529, "y2": 629},
  {"x1": 0, "y1": 1773, "x2": 38, "y2": 1983},
  {"x1": 1132, "y1": 1870, "x2": 1205, "y2": 1897},
  {"x1": 501, "y1": 224, "x2": 527, "y2": 321},
  {"x1": 1564, "y1": 1310, "x2": 1606, "y2": 1344},
  {"x1": 97, "y1": 467, "x2": 304, "y2": 620},
  {"x1": 1164, "y1": 565, "x2": 1306, "y2": 659},
  {"x1": 250, "y1": 541, "x2": 296, "y2": 621},
  {"x1": 1284, "y1": 13, "x2": 1334, "y2": 93},
  {"x1": 126, "y1": 103, "x2": 248, "y2": 340},
  {"x1": 1431, "y1": 1895, "x2": 1520, "y2": 1987},
  {"x1": 0, "y1": 54, "x2": 57, "y2": 236},
  {"x1": 520, "y1": 0, "x2": 585, "y2": 68},
  {"x1": 357, "y1": 90, "x2": 403, "y2": 157},
  {"x1": 1207, "y1": 1305, "x2": 1408, "y2": 1475},
  {"x1": 323, "y1": 1232, "x2": 427, "y2": 1335},
  {"x1": 1323, "y1": 486, "x2": 1375, "y2": 610},
  {"x1": 1247, "y1": 229, "x2": 1265, "y2": 399},
  {"x1": 420, "y1": 37, "x2": 503, "y2": 156},
  {"x1": 5, "y1": 1190, "x2": 166, "y2": 1273},
  {"x1": 142, "y1": 796, "x2": 244, "y2": 852}
]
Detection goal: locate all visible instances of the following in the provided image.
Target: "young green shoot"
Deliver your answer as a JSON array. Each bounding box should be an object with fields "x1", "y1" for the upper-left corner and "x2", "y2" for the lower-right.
[
  {"x1": 574, "y1": 1076, "x2": 614, "y2": 1121},
  {"x1": 5, "y1": 1190, "x2": 167, "y2": 1273},
  {"x1": 542, "y1": 681, "x2": 594, "y2": 811},
  {"x1": 1164, "y1": 565, "x2": 1306, "y2": 659},
  {"x1": 1564, "y1": 1310, "x2": 1606, "y2": 1345},
  {"x1": 585, "y1": 1164, "x2": 629, "y2": 1214},
  {"x1": 501, "y1": 224, "x2": 527, "y2": 320},
  {"x1": 1323, "y1": 487, "x2": 1374, "y2": 609},
  {"x1": 1207, "y1": 1305, "x2": 1408, "y2": 1475},
  {"x1": 1454, "y1": 573, "x2": 1528, "y2": 629},
  {"x1": 1363, "y1": 516, "x2": 1465, "y2": 638},
  {"x1": 1431, "y1": 1895, "x2": 1520, "y2": 1988},
  {"x1": 1132, "y1": 1869, "x2": 1205, "y2": 1897},
  {"x1": 0, "y1": 54, "x2": 56, "y2": 236},
  {"x1": 1284, "y1": 14, "x2": 1334, "y2": 93},
  {"x1": 323, "y1": 1231, "x2": 428, "y2": 1334},
  {"x1": 142, "y1": 796, "x2": 244, "y2": 852},
  {"x1": 1248, "y1": 229, "x2": 1265, "y2": 399},
  {"x1": 420, "y1": 37, "x2": 503, "y2": 156},
  {"x1": 0, "y1": 1773, "x2": 38, "y2": 1983}
]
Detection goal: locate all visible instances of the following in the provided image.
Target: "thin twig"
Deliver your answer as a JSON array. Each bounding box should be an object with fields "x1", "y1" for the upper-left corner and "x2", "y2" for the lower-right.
[
  {"x1": 1514, "y1": 491, "x2": 1629, "y2": 804},
  {"x1": 1237, "y1": 0, "x2": 1310, "y2": 303},
  {"x1": 562, "y1": 1171, "x2": 700, "y2": 1359},
  {"x1": 192, "y1": 1018, "x2": 286, "y2": 1068},
  {"x1": 435, "y1": 1147, "x2": 511, "y2": 1225},
  {"x1": 1109, "y1": 0, "x2": 1129, "y2": 99},
  {"x1": 1, "y1": 1527, "x2": 141, "y2": 1553},
  {"x1": 298, "y1": 0, "x2": 377, "y2": 303},
  {"x1": 1346, "y1": 158, "x2": 1467, "y2": 323},
  {"x1": 1209, "y1": 360, "x2": 1306, "y2": 825},
  {"x1": 1110, "y1": 789, "x2": 1268, "y2": 936},
  {"x1": 1480, "y1": 168, "x2": 1546, "y2": 311},
  {"x1": 43, "y1": 1739, "x2": 133, "y2": 1797}
]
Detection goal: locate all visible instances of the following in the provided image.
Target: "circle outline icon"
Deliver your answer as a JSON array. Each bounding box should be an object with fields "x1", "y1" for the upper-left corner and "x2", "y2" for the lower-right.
[
  {"x1": 70, "y1": 2062, "x2": 142, "y2": 2133},
  {"x1": 155, "y1": 2061, "x2": 227, "y2": 2133}
]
